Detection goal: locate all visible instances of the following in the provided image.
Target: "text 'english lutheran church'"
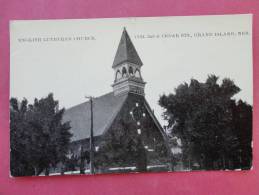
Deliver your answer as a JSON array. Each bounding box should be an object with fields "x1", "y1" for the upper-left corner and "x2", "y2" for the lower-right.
[{"x1": 61, "y1": 28, "x2": 170, "y2": 173}]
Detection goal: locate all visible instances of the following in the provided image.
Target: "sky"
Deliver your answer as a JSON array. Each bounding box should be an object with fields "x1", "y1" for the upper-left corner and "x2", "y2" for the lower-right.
[{"x1": 10, "y1": 14, "x2": 253, "y2": 125}]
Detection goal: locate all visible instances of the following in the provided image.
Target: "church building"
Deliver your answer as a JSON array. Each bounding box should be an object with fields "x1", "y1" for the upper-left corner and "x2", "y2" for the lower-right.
[{"x1": 62, "y1": 28, "x2": 171, "y2": 173}]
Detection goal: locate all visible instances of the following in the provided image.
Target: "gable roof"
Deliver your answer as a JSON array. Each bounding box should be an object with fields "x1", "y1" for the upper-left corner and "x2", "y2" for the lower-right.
[
  {"x1": 63, "y1": 92, "x2": 128, "y2": 141},
  {"x1": 112, "y1": 28, "x2": 143, "y2": 68},
  {"x1": 143, "y1": 98, "x2": 168, "y2": 139}
]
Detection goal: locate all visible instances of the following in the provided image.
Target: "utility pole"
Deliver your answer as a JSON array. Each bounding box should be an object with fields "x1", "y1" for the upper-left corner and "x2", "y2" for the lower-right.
[{"x1": 85, "y1": 96, "x2": 95, "y2": 174}]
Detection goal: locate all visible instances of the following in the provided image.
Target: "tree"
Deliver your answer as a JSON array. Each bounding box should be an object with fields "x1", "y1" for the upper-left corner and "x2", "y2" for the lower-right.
[
  {"x1": 10, "y1": 93, "x2": 72, "y2": 176},
  {"x1": 10, "y1": 98, "x2": 34, "y2": 176},
  {"x1": 159, "y1": 75, "x2": 252, "y2": 170},
  {"x1": 231, "y1": 100, "x2": 252, "y2": 169},
  {"x1": 95, "y1": 119, "x2": 147, "y2": 172}
]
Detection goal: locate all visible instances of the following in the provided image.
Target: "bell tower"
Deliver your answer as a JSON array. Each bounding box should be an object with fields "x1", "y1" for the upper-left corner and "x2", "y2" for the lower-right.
[{"x1": 112, "y1": 28, "x2": 146, "y2": 96}]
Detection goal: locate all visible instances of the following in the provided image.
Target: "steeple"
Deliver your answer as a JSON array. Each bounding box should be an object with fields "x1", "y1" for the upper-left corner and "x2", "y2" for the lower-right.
[
  {"x1": 112, "y1": 27, "x2": 143, "y2": 68},
  {"x1": 112, "y1": 28, "x2": 146, "y2": 96}
]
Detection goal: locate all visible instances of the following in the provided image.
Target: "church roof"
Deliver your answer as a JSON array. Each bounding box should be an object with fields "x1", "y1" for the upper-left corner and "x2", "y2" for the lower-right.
[
  {"x1": 112, "y1": 28, "x2": 143, "y2": 68},
  {"x1": 63, "y1": 91, "x2": 168, "y2": 145},
  {"x1": 63, "y1": 92, "x2": 128, "y2": 141}
]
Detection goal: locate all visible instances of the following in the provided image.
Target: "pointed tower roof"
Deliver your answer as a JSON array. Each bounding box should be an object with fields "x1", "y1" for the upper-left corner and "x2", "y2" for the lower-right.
[{"x1": 112, "y1": 28, "x2": 143, "y2": 68}]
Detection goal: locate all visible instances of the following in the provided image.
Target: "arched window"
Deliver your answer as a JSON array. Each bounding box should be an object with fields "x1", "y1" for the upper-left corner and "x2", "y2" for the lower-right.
[
  {"x1": 135, "y1": 69, "x2": 141, "y2": 78},
  {"x1": 115, "y1": 70, "x2": 121, "y2": 81},
  {"x1": 122, "y1": 67, "x2": 127, "y2": 77},
  {"x1": 129, "y1": 66, "x2": 133, "y2": 76}
]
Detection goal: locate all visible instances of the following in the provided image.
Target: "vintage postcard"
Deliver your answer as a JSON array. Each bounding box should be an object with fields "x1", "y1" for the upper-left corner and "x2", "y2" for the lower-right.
[{"x1": 10, "y1": 14, "x2": 252, "y2": 176}]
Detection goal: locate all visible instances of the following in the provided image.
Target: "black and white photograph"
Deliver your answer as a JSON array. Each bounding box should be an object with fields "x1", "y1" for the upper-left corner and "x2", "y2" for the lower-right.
[{"x1": 10, "y1": 14, "x2": 253, "y2": 177}]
